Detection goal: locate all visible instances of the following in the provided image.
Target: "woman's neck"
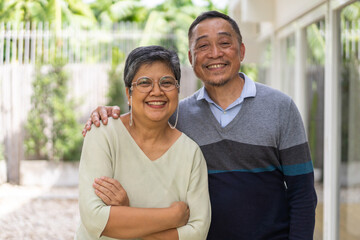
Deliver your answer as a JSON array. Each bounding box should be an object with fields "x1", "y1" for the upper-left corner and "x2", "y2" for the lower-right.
[
  {"x1": 120, "y1": 113, "x2": 181, "y2": 161},
  {"x1": 121, "y1": 113, "x2": 172, "y2": 144}
]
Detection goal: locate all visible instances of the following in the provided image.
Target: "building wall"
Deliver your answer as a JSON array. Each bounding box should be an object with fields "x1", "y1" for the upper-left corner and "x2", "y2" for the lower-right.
[{"x1": 275, "y1": 0, "x2": 326, "y2": 28}]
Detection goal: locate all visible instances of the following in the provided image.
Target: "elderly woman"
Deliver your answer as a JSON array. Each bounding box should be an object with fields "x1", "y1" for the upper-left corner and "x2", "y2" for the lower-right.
[{"x1": 75, "y1": 46, "x2": 211, "y2": 240}]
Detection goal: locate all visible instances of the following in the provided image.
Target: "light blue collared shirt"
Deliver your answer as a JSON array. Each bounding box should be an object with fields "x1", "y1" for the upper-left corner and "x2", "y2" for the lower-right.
[{"x1": 197, "y1": 73, "x2": 256, "y2": 127}]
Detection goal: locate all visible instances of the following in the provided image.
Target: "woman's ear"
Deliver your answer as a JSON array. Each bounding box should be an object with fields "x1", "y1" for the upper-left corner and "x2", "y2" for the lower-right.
[{"x1": 126, "y1": 88, "x2": 131, "y2": 104}]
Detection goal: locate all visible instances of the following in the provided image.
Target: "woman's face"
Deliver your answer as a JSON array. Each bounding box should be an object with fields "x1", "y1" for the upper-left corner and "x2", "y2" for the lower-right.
[{"x1": 127, "y1": 61, "x2": 179, "y2": 126}]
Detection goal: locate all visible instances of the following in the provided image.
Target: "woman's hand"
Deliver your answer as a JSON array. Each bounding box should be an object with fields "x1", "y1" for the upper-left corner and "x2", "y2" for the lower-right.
[
  {"x1": 93, "y1": 176, "x2": 129, "y2": 206},
  {"x1": 169, "y1": 201, "x2": 190, "y2": 228}
]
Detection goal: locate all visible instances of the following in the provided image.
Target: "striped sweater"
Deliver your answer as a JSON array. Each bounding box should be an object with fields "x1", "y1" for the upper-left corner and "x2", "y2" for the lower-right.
[{"x1": 173, "y1": 80, "x2": 317, "y2": 239}]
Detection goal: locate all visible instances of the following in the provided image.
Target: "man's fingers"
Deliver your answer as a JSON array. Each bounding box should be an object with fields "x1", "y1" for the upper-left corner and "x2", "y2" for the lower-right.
[
  {"x1": 98, "y1": 107, "x2": 109, "y2": 125},
  {"x1": 111, "y1": 106, "x2": 121, "y2": 119},
  {"x1": 82, "y1": 118, "x2": 92, "y2": 137},
  {"x1": 91, "y1": 111, "x2": 101, "y2": 127}
]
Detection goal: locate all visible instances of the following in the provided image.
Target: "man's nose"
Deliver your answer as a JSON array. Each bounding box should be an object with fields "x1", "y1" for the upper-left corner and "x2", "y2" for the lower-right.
[{"x1": 209, "y1": 45, "x2": 223, "y2": 58}]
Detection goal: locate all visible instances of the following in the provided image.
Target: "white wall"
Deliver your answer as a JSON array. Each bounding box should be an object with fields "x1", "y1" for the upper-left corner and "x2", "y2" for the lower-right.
[{"x1": 275, "y1": 0, "x2": 326, "y2": 28}]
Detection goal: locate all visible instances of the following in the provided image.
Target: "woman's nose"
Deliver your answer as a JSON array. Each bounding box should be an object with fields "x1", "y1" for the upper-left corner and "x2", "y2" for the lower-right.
[{"x1": 150, "y1": 81, "x2": 164, "y2": 95}]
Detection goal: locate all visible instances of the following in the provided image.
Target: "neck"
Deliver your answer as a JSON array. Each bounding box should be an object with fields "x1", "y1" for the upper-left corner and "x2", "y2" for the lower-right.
[
  {"x1": 127, "y1": 116, "x2": 170, "y2": 144},
  {"x1": 204, "y1": 74, "x2": 245, "y2": 110}
]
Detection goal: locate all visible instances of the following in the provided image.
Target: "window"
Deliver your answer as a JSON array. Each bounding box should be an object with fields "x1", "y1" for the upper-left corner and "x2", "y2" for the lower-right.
[
  {"x1": 339, "y1": 1, "x2": 360, "y2": 239},
  {"x1": 305, "y1": 19, "x2": 325, "y2": 240},
  {"x1": 280, "y1": 34, "x2": 296, "y2": 98}
]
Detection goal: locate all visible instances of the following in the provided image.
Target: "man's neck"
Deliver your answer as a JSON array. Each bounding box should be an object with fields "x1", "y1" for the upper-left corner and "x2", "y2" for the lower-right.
[{"x1": 204, "y1": 75, "x2": 245, "y2": 110}]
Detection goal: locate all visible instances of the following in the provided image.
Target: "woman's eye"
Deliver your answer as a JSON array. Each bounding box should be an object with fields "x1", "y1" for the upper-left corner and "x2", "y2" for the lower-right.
[
  {"x1": 160, "y1": 77, "x2": 176, "y2": 87},
  {"x1": 137, "y1": 79, "x2": 152, "y2": 86}
]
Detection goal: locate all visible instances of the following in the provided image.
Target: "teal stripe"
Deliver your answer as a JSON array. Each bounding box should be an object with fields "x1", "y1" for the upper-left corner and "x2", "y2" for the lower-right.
[
  {"x1": 282, "y1": 160, "x2": 314, "y2": 176},
  {"x1": 208, "y1": 165, "x2": 277, "y2": 174}
]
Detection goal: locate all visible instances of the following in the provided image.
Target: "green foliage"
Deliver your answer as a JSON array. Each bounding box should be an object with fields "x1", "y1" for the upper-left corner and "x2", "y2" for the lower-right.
[
  {"x1": 106, "y1": 47, "x2": 128, "y2": 113},
  {"x1": 141, "y1": 0, "x2": 227, "y2": 64},
  {"x1": 0, "y1": 0, "x2": 96, "y2": 28},
  {"x1": 241, "y1": 63, "x2": 258, "y2": 82},
  {"x1": 90, "y1": 0, "x2": 147, "y2": 26},
  {"x1": 306, "y1": 21, "x2": 325, "y2": 65},
  {"x1": 25, "y1": 59, "x2": 83, "y2": 161},
  {"x1": 106, "y1": 64, "x2": 128, "y2": 113}
]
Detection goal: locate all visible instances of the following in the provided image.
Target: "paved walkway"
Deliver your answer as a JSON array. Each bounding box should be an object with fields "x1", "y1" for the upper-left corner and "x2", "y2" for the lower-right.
[{"x1": 0, "y1": 184, "x2": 79, "y2": 240}]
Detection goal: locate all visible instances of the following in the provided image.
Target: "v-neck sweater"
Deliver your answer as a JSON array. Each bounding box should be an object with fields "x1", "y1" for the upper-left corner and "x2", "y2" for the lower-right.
[{"x1": 76, "y1": 118, "x2": 211, "y2": 240}]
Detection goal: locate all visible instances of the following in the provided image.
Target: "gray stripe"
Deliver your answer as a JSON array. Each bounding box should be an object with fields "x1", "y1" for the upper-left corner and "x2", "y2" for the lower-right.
[{"x1": 200, "y1": 139, "x2": 280, "y2": 171}]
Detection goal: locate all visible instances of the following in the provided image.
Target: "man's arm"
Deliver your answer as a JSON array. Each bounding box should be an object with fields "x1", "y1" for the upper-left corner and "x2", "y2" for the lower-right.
[
  {"x1": 279, "y1": 100, "x2": 317, "y2": 239},
  {"x1": 82, "y1": 106, "x2": 121, "y2": 136}
]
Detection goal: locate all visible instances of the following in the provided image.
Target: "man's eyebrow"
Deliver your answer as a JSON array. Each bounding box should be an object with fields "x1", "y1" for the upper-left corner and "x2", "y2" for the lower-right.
[
  {"x1": 195, "y1": 32, "x2": 232, "y2": 43},
  {"x1": 218, "y1": 32, "x2": 232, "y2": 37},
  {"x1": 195, "y1": 35, "x2": 208, "y2": 43}
]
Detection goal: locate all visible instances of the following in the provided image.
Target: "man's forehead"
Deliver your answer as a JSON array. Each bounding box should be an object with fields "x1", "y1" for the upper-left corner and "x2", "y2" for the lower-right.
[{"x1": 193, "y1": 18, "x2": 232, "y2": 33}]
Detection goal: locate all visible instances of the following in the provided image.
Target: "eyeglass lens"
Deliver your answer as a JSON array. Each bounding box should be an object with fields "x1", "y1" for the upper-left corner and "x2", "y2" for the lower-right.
[{"x1": 135, "y1": 76, "x2": 177, "y2": 92}]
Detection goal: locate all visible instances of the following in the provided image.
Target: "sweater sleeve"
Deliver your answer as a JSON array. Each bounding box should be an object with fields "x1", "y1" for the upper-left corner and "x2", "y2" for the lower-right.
[
  {"x1": 78, "y1": 125, "x2": 113, "y2": 238},
  {"x1": 177, "y1": 147, "x2": 211, "y2": 240},
  {"x1": 279, "y1": 100, "x2": 318, "y2": 240}
]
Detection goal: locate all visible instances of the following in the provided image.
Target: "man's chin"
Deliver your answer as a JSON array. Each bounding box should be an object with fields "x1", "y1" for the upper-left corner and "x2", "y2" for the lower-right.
[{"x1": 203, "y1": 78, "x2": 231, "y2": 87}]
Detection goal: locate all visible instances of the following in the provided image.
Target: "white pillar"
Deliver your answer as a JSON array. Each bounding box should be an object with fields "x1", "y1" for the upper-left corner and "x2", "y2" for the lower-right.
[{"x1": 323, "y1": 2, "x2": 341, "y2": 240}]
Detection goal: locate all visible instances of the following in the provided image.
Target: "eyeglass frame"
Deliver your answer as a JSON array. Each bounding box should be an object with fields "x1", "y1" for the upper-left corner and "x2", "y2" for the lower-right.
[{"x1": 130, "y1": 75, "x2": 180, "y2": 93}]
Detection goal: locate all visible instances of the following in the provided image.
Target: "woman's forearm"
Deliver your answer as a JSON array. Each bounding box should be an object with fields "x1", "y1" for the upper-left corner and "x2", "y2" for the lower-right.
[
  {"x1": 142, "y1": 228, "x2": 179, "y2": 240},
  {"x1": 102, "y1": 203, "x2": 187, "y2": 239}
]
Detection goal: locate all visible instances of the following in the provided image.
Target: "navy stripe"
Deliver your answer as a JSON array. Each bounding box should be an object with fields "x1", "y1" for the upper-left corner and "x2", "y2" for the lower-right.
[{"x1": 207, "y1": 171, "x2": 289, "y2": 239}]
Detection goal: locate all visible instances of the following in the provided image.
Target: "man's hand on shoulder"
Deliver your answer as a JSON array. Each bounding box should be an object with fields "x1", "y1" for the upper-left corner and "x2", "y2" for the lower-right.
[{"x1": 82, "y1": 106, "x2": 121, "y2": 137}]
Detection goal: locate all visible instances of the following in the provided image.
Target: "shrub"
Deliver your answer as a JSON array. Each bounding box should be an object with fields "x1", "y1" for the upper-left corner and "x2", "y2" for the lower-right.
[{"x1": 25, "y1": 59, "x2": 83, "y2": 161}]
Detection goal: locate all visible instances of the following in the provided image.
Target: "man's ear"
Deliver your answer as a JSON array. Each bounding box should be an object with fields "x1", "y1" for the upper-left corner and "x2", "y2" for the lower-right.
[
  {"x1": 188, "y1": 50, "x2": 193, "y2": 65},
  {"x1": 240, "y1": 43, "x2": 246, "y2": 62}
]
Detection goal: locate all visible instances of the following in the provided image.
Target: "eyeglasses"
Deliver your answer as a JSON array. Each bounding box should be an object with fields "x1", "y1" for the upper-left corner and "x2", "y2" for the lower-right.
[{"x1": 131, "y1": 76, "x2": 179, "y2": 93}]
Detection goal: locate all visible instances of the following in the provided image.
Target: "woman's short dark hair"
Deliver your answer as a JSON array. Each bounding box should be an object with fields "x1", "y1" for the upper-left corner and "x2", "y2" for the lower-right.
[
  {"x1": 124, "y1": 46, "x2": 181, "y2": 90},
  {"x1": 188, "y1": 11, "x2": 242, "y2": 46}
]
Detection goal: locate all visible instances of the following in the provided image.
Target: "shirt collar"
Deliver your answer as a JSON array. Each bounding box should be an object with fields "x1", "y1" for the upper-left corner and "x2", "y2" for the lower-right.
[{"x1": 197, "y1": 72, "x2": 257, "y2": 104}]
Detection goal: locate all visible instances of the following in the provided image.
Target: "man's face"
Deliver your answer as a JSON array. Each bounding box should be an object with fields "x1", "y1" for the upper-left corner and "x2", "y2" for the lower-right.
[{"x1": 188, "y1": 18, "x2": 245, "y2": 87}]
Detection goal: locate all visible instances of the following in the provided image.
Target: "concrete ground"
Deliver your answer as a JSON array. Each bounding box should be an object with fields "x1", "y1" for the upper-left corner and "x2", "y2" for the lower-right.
[{"x1": 0, "y1": 184, "x2": 79, "y2": 240}]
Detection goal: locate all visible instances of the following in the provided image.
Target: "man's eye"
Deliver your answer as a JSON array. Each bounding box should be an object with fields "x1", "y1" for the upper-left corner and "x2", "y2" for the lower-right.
[
  {"x1": 220, "y1": 42, "x2": 230, "y2": 46},
  {"x1": 197, "y1": 44, "x2": 208, "y2": 49}
]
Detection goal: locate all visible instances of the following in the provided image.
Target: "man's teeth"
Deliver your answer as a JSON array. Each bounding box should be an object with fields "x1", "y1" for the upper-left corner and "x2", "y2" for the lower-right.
[
  {"x1": 208, "y1": 64, "x2": 225, "y2": 69},
  {"x1": 148, "y1": 102, "x2": 165, "y2": 105}
]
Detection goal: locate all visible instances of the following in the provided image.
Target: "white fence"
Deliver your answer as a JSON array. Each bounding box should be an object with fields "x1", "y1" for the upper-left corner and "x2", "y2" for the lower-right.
[{"x1": 0, "y1": 21, "x2": 175, "y2": 64}]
